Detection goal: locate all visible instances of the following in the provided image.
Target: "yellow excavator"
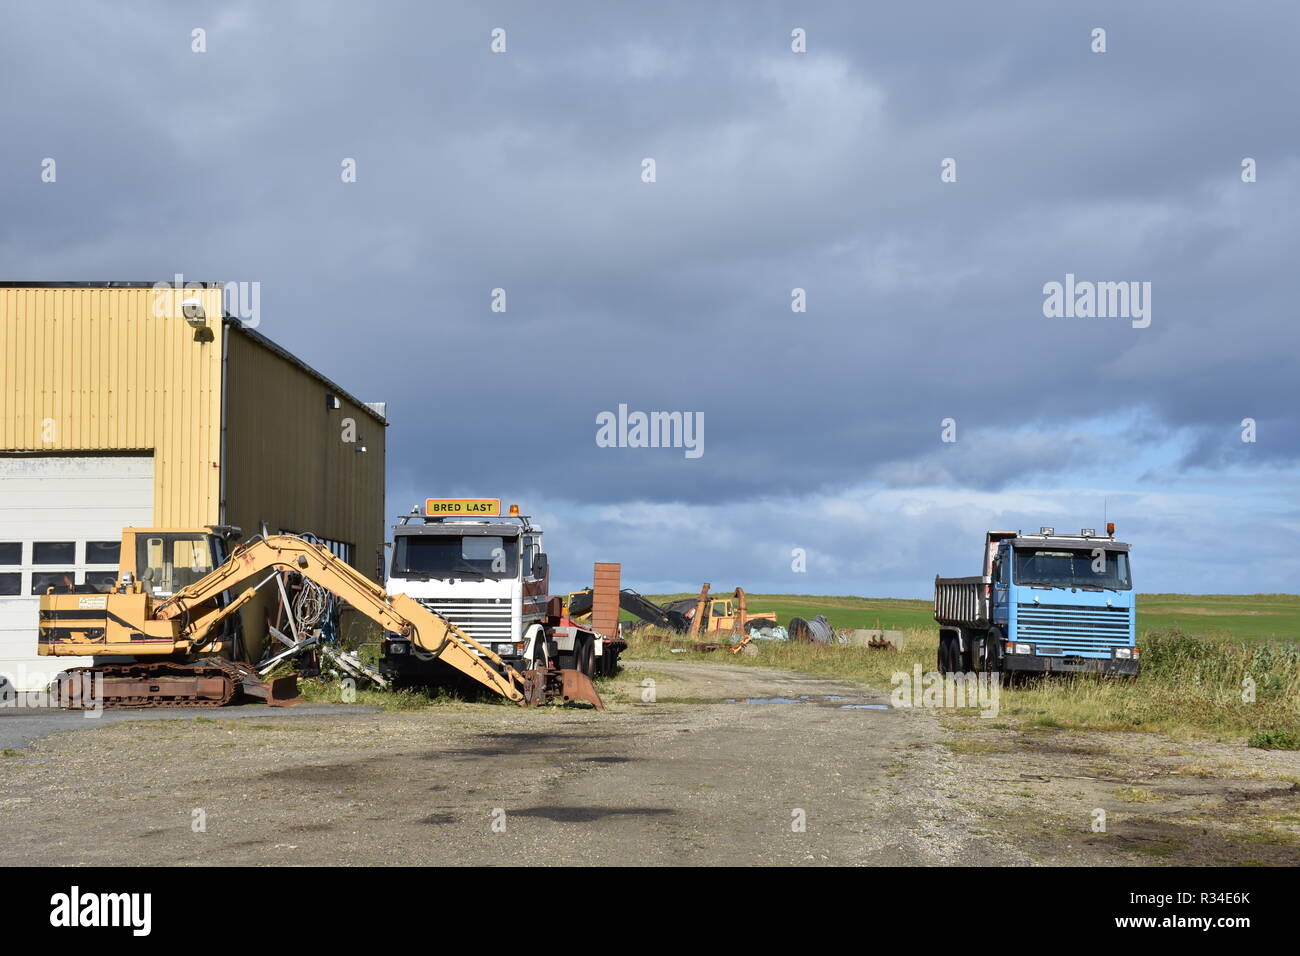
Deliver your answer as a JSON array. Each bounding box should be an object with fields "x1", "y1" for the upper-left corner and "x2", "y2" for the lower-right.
[
  {"x1": 684, "y1": 584, "x2": 776, "y2": 639},
  {"x1": 37, "y1": 527, "x2": 604, "y2": 709}
]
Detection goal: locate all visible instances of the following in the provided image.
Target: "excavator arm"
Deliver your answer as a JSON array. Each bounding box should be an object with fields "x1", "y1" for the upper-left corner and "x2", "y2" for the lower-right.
[
  {"x1": 688, "y1": 582, "x2": 711, "y2": 638},
  {"x1": 41, "y1": 531, "x2": 605, "y2": 708},
  {"x1": 157, "y1": 534, "x2": 534, "y2": 703}
]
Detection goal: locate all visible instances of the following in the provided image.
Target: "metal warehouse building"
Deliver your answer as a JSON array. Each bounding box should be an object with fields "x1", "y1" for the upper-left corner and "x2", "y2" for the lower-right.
[{"x1": 0, "y1": 282, "x2": 386, "y2": 693}]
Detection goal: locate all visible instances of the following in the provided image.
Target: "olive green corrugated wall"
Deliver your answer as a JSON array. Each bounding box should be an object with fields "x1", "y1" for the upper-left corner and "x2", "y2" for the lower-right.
[{"x1": 222, "y1": 329, "x2": 387, "y2": 656}]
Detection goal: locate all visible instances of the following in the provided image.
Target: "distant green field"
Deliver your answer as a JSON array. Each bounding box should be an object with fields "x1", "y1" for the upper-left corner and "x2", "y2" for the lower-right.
[
  {"x1": 642, "y1": 592, "x2": 1300, "y2": 644},
  {"x1": 643, "y1": 593, "x2": 935, "y2": 632},
  {"x1": 1135, "y1": 593, "x2": 1300, "y2": 642}
]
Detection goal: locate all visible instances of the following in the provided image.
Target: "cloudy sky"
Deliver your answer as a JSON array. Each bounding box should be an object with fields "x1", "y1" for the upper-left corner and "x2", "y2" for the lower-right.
[{"x1": 3, "y1": 2, "x2": 1297, "y2": 596}]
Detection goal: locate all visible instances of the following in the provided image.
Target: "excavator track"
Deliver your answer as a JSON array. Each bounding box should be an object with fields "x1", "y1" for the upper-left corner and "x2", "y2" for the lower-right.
[{"x1": 56, "y1": 659, "x2": 299, "y2": 709}]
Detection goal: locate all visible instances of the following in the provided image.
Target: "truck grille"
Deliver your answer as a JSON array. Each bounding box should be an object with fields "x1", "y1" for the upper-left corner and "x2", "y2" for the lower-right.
[
  {"x1": 1015, "y1": 603, "x2": 1132, "y2": 654},
  {"x1": 420, "y1": 598, "x2": 514, "y2": 646}
]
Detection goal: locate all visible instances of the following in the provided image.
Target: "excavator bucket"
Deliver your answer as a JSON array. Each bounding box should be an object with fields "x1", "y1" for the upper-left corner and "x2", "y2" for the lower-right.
[
  {"x1": 557, "y1": 668, "x2": 605, "y2": 710},
  {"x1": 519, "y1": 667, "x2": 605, "y2": 709},
  {"x1": 241, "y1": 673, "x2": 301, "y2": 706}
]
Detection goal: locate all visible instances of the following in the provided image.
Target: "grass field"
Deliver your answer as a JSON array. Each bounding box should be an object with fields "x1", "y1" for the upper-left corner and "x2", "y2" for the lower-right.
[
  {"x1": 642, "y1": 592, "x2": 1300, "y2": 644},
  {"x1": 318, "y1": 591, "x2": 1298, "y2": 742},
  {"x1": 1135, "y1": 593, "x2": 1300, "y2": 642},
  {"x1": 628, "y1": 592, "x2": 1300, "y2": 745}
]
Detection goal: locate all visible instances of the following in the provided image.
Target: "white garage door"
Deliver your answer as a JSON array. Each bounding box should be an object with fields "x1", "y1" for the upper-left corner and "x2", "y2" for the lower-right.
[{"x1": 0, "y1": 455, "x2": 154, "y2": 695}]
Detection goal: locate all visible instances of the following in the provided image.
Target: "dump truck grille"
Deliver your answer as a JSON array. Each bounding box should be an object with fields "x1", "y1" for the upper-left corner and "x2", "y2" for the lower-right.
[
  {"x1": 1015, "y1": 603, "x2": 1132, "y2": 654},
  {"x1": 420, "y1": 598, "x2": 514, "y2": 645}
]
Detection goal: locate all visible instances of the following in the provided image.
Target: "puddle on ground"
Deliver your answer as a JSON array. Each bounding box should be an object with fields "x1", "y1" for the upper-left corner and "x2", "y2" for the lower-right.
[
  {"x1": 724, "y1": 695, "x2": 891, "y2": 710},
  {"x1": 724, "y1": 696, "x2": 802, "y2": 704}
]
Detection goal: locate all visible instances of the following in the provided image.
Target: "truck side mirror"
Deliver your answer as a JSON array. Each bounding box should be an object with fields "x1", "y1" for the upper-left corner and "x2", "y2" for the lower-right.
[{"x1": 533, "y1": 553, "x2": 548, "y2": 578}]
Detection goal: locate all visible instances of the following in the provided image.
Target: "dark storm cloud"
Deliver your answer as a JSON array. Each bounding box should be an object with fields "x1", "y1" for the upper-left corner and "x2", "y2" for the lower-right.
[{"x1": 2, "y1": 0, "x2": 1297, "y2": 511}]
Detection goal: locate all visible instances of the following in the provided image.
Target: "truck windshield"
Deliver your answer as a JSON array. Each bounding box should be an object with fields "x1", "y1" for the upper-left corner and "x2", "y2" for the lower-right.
[
  {"x1": 392, "y1": 535, "x2": 518, "y2": 580},
  {"x1": 1013, "y1": 547, "x2": 1131, "y2": 590}
]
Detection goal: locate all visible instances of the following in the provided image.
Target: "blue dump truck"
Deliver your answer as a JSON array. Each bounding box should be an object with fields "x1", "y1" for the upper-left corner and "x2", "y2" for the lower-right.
[{"x1": 934, "y1": 526, "x2": 1138, "y2": 677}]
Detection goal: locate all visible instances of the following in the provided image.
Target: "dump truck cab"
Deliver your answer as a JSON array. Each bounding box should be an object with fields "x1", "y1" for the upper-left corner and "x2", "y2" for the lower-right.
[
  {"x1": 383, "y1": 500, "x2": 549, "y2": 681},
  {"x1": 935, "y1": 526, "x2": 1138, "y2": 676}
]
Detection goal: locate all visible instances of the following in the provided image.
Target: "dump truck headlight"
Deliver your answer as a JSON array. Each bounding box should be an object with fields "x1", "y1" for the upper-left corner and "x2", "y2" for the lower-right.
[
  {"x1": 1114, "y1": 647, "x2": 1132, "y2": 659},
  {"x1": 1014, "y1": 643, "x2": 1032, "y2": 655}
]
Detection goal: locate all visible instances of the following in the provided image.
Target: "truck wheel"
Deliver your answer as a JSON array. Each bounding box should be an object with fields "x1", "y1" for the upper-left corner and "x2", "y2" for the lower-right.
[
  {"x1": 983, "y1": 629, "x2": 1004, "y2": 673},
  {"x1": 938, "y1": 632, "x2": 959, "y2": 672},
  {"x1": 575, "y1": 636, "x2": 595, "y2": 677},
  {"x1": 961, "y1": 636, "x2": 979, "y2": 672}
]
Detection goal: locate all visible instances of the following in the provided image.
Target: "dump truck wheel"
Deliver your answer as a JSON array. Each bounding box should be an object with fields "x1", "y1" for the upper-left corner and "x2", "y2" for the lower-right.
[
  {"x1": 961, "y1": 637, "x2": 978, "y2": 672},
  {"x1": 938, "y1": 632, "x2": 960, "y2": 672},
  {"x1": 983, "y1": 628, "x2": 1005, "y2": 674}
]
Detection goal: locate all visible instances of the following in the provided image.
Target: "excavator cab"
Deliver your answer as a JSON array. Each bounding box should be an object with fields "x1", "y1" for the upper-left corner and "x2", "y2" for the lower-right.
[{"x1": 128, "y1": 530, "x2": 221, "y2": 597}]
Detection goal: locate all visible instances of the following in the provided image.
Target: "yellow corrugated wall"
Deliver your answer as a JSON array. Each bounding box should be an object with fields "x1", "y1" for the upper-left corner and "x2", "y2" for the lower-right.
[
  {"x1": 0, "y1": 285, "x2": 224, "y2": 525},
  {"x1": 1, "y1": 285, "x2": 386, "y2": 660}
]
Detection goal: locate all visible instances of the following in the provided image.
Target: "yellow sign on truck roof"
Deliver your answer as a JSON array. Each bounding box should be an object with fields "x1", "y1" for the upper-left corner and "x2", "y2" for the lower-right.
[{"x1": 425, "y1": 498, "x2": 501, "y2": 516}]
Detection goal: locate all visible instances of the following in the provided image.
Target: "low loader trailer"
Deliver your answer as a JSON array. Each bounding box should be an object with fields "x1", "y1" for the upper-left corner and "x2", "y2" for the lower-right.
[{"x1": 934, "y1": 525, "x2": 1139, "y2": 677}]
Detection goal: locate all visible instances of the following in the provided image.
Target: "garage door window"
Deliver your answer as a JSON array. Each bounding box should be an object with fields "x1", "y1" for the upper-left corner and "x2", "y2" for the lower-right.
[
  {"x1": 83, "y1": 571, "x2": 120, "y2": 592},
  {"x1": 33, "y1": 541, "x2": 75, "y2": 564},
  {"x1": 0, "y1": 542, "x2": 20, "y2": 565},
  {"x1": 86, "y1": 541, "x2": 121, "y2": 564},
  {"x1": 0, "y1": 573, "x2": 19, "y2": 596},
  {"x1": 31, "y1": 570, "x2": 76, "y2": 594}
]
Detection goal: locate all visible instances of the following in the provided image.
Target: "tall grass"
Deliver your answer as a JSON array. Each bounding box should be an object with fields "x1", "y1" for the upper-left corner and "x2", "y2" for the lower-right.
[{"x1": 625, "y1": 625, "x2": 1300, "y2": 743}]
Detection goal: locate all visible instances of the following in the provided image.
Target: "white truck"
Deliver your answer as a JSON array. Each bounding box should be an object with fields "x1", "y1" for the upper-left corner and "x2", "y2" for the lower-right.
[{"x1": 380, "y1": 499, "x2": 624, "y2": 688}]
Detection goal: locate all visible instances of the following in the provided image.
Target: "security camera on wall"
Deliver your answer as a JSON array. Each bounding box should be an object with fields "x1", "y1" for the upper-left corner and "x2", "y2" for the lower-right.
[
  {"x1": 181, "y1": 297, "x2": 214, "y2": 343},
  {"x1": 180, "y1": 298, "x2": 206, "y2": 328}
]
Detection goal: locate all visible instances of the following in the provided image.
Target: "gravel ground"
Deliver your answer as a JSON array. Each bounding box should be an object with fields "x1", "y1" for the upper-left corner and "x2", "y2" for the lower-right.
[{"x1": 0, "y1": 659, "x2": 1294, "y2": 866}]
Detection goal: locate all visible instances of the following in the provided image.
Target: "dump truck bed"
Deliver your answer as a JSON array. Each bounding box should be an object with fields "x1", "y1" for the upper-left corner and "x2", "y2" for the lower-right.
[{"x1": 933, "y1": 575, "x2": 991, "y2": 628}]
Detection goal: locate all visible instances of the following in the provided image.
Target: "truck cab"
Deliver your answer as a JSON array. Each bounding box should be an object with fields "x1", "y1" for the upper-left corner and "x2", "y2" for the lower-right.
[
  {"x1": 382, "y1": 502, "x2": 549, "y2": 684},
  {"x1": 935, "y1": 526, "x2": 1138, "y2": 676}
]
